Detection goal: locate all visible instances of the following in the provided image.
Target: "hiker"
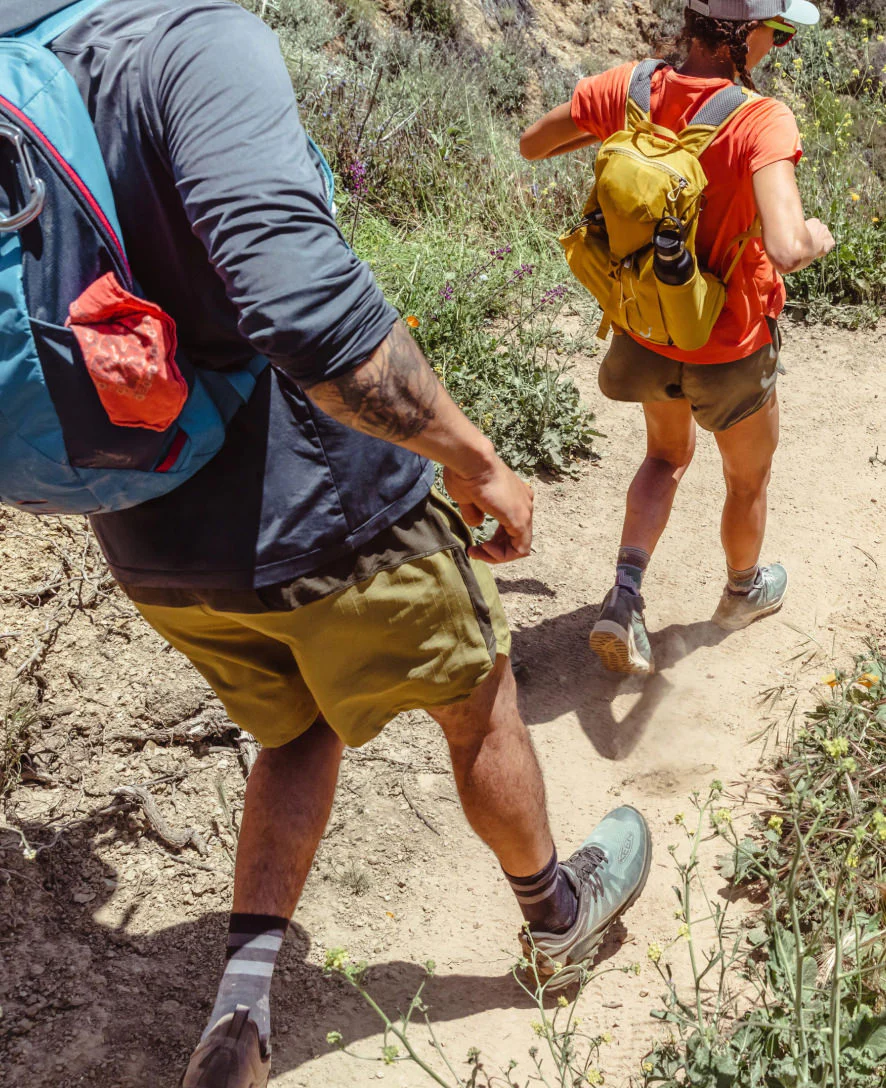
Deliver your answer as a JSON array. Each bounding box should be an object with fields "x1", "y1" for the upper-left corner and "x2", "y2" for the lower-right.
[
  {"x1": 520, "y1": 0, "x2": 834, "y2": 674},
  {"x1": 3, "y1": 2, "x2": 652, "y2": 1085}
]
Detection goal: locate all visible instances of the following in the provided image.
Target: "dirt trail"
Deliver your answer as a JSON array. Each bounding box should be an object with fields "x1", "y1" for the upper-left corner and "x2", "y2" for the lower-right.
[{"x1": 1, "y1": 319, "x2": 885, "y2": 1088}]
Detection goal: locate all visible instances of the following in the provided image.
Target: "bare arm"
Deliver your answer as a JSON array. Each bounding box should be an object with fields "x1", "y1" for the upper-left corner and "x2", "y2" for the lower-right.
[
  {"x1": 753, "y1": 160, "x2": 834, "y2": 274},
  {"x1": 520, "y1": 102, "x2": 597, "y2": 161},
  {"x1": 307, "y1": 321, "x2": 534, "y2": 563}
]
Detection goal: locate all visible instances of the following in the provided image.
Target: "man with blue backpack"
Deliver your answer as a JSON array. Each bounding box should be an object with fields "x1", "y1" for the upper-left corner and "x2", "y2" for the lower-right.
[{"x1": 1, "y1": 2, "x2": 652, "y2": 1084}]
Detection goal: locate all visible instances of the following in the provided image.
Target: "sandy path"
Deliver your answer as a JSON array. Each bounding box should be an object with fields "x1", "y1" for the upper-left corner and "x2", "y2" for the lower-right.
[{"x1": 271, "y1": 319, "x2": 886, "y2": 1087}]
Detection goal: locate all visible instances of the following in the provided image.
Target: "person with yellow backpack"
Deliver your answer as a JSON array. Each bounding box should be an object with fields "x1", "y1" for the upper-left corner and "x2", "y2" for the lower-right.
[{"x1": 521, "y1": 0, "x2": 834, "y2": 674}]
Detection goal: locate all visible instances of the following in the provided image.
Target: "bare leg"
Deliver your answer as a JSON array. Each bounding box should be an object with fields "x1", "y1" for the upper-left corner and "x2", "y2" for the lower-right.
[
  {"x1": 428, "y1": 655, "x2": 553, "y2": 878},
  {"x1": 620, "y1": 400, "x2": 697, "y2": 554},
  {"x1": 232, "y1": 716, "x2": 344, "y2": 916},
  {"x1": 714, "y1": 392, "x2": 779, "y2": 571}
]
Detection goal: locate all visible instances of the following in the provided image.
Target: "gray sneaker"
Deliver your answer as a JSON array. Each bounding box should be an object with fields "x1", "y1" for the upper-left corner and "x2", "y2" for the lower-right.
[
  {"x1": 712, "y1": 563, "x2": 788, "y2": 631},
  {"x1": 589, "y1": 587, "x2": 654, "y2": 674},
  {"x1": 181, "y1": 1007, "x2": 270, "y2": 1088},
  {"x1": 519, "y1": 806, "x2": 652, "y2": 990}
]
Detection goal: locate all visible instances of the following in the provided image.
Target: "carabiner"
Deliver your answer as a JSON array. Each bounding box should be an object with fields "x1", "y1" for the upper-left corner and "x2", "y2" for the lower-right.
[{"x1": 0, "y1": 122, "x2": 45, "y2": 232}]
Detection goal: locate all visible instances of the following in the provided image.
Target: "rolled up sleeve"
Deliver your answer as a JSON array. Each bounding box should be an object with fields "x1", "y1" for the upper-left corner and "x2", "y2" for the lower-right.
[{"x1": 144, "y1": 4, "x2": 396, "y2": 386}]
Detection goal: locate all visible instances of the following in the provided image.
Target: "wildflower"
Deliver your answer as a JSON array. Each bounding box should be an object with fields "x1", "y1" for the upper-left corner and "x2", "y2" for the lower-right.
[
  {"x1": 712, "y1": 807, "x2": 733, "y2": 827},
  {"x1": 405, "y1": 315, "x2": 420, "y2": 328},
  {"x1": 586, "y1": 1070, "x2": 604, "y2": 1085},
  {"x1": 852, "y1": 68, "x2": 861, "y2": 77},
  {"x1": 541, "y1": 284, "x2": 568, "y2": 305},
  {"x1": 711, "y1": 779, "x2": 724, "y2": 793},
  {"x1": 874, "y1": 217, "x2": 881, "y2": 224},
  {"x1": 841, "y1": 757, "x2": 858, "y2": 774},
  {"x1": 344, "y1": 159, "x2": 368, "y2": 197},
  {"x1": 871, "y1": 811, "x2": 886, "y2": 841},
  {"x1": 846, "y1": 847, "x2": 860, "y2": 870},
  {"x1": 674, "y1": 812, "x2": 685, "y2": 825},
  {"x1": 630, "y1": 962, "x2": 641, "y2": 975},
  {"x1": 768, "y1": 814, "x2": 784, "y2": 836},
  {"x1": 677, "y1": 923, "x2": 690, "y2": 939},
  {"x1": 531, "y1": 1021, "x2": 546, "y2": 1037},
  {"x1": 823, "y1": 736, "x2": 849, "y2": 758},
  {"x1": 382, "y1": 1045, "x2": 400, "y2": 1064},
  {"x1": 601, "y1": 1031, "x2": 613, "y2": 1044},
  {"x1": 647, "y1": 942, "x2": 663, "y2": 963},
  {"x1": 833, "y1": 14, "x2": 840, "y2": 22},
  {"x1": 823, "y1": 672, "x2": 839, "y2": 687},
  {"x1": 793, "y1": 57, "x2": 803, "y2": 68},
  {"x1": 557, "y1": 995, "x2": 569, "y2": 1008},
  {"x1": 438, "y1": 281, "x2": 455, "y2": 303},
  {"x1": 508, "y1": 262, "x2": 535, "y2": 284},
  {"x1": 642, "y1": 1061, "x2": 654, "y2": 1074},
  {"x1": 857, "y1": 671, "x2": 879, "y2": 687}
]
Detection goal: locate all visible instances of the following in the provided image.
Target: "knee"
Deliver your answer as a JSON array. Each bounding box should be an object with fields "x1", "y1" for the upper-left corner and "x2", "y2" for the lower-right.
[
  {"x1": 645, "y1": 443, "x2": 695, "y2": 477},
  {"x1": 723, "y1": 464, "x2": 771, "y2": 499}
]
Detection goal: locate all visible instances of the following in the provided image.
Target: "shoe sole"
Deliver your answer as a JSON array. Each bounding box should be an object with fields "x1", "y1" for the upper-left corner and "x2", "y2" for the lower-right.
[
  {"x1": 589, "y1": 621, "x2": 654, "y2": 675},
  {"x1": 538, "y1": 808, "x2": 653, "y2": 991}
]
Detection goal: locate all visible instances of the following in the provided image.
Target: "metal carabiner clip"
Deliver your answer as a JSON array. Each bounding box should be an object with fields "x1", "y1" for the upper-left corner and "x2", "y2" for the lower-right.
[{"x1": 0, "y1": 122, "x2": 45, "y2": 232}]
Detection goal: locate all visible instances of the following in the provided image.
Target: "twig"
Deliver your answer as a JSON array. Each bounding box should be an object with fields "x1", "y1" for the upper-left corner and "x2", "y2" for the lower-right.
[
  {"x1": 111, "y1": 785, "x2": 209, "y2": 856},
  {"x1": 400, "y1": 782, "x2": 440, "y2": 836}
]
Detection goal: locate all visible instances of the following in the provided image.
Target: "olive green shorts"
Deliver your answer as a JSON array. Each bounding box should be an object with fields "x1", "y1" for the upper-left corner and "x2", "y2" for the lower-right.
[
  {"x1": 128, "y1": 491, "x2": 511, "y2": 749},
  {"x1": 598, "y1": 318, "x2": 783, "y2": 433}
]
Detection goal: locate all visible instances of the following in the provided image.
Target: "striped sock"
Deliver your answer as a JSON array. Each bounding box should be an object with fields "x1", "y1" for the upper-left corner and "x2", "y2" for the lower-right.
[
  {"x1": 727, "y1": 563, "x2": 759, "y2": 595},
  {"x1": 505, "y1": 851, "x2": 578, "y2": 935},
  {"x1": 616, "y1": 546, "x2": 650, "y2": 596},
  {"x1": 202, "y1": 913, "x2": 288, "y2": 1046}
]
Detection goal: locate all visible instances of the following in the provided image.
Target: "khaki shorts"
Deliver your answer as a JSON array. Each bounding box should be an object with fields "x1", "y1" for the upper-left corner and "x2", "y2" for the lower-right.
[
  {"x1": 130, "y1": 491, "x2": 511, "y2": 749},
  {"x1": 598, "y1": 319, "x2": 782, "y2": 432}
]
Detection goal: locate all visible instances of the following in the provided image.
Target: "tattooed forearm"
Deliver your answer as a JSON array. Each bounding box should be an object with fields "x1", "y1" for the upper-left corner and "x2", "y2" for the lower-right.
[{"x1": 309, "y1": 320, "x2": 440, "y2": 442}]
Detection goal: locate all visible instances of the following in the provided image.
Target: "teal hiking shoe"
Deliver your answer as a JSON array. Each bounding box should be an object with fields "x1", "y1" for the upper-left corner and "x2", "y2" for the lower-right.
[
  {"x1": 589, "y1": 587, "x2": 654, "y2": 674},
  {"x1": 712, "y1": 563, "x2": 788, "y2": 631},
  {"x1": 519, "y1": 806, "x2": 652, "y2": 990}
]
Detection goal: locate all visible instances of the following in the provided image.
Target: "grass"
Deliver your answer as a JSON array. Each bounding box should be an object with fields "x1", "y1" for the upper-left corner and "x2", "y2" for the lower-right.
[
  {"x1": 0, "y1": 688, "x2": 40, "y2": 802},
  {"x1": 642, "y1": 645, "x2": 886, "y2": 1087}
]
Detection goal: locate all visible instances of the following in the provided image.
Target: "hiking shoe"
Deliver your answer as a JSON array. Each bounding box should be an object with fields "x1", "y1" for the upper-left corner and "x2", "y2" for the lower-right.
[
  {"x1": 519, "y1": 806, "x2": 652, "y2": 990},
  {"x1": 712, "y1": 563, "x2": 788, "y2": 631},
  {"x1": 589, "y1": 587, "x2": 654, "y2": 674},
  {"x1": 181, "y1": 1007, "x2": 270, "y2": 1088}
]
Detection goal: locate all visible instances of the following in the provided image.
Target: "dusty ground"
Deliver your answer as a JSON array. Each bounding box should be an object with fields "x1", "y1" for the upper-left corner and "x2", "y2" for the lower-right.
[{"x1": 1, "y1": 317, "x2": 885, "y2": 1087}]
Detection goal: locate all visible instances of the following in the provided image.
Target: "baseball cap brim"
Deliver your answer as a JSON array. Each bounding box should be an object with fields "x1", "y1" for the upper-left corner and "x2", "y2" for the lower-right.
[{"x1": 780, "y1": 0, "x2": 819, "y2": 25}]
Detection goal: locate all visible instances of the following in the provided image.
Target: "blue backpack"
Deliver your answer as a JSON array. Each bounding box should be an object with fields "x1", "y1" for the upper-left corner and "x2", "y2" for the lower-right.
[{"x1": 0, "y1": 0, "x2": 334, "y2": 516}]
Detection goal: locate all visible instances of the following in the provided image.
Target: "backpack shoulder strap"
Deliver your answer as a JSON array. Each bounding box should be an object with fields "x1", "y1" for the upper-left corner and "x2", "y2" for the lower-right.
[
  {"x1": 11, "y1": 0, "x2": 111, "y2": 46},
  {"x1": 682, "y1": 85, "x2": 760, "y2": 155},
  {"x1": 625, "y1": 59, "x2": 669, "y2": 128}
]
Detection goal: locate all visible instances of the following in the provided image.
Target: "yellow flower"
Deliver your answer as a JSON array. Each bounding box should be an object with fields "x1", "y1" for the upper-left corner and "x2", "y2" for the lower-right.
[
  {"x1": 852, "y1": 68, "x2": 861, "y2": 76},
  {"x1": 833, "y1": 14, "x2": 840, "y2": 22},
  {"x1": 823, "y1": 736, "x2": 849, "y2": 758},
  {"x1": 857, "y1": 672, "x2": 879, "y2": 687},
  {"x1": 647, "y1": 942, "x2": 663, "y2": 963},
  {"x1": 601, "y1": 1031, "x2": 613, "y2": 1044},
  {"x1": 677, "y1": 923, "x2": 690, "y2": 939},
  {"x1": 713, "y1": 807, "x2": 733, "y2": 826},
  {"x1": 768, "y1": 815, "x2": 784, "y2": 836},
  {"x1": 642, "y1": 1062, "x2": 654, "y2": 1074},
  {"x1": 674, "y1": 812, "x2": 685, "y2": 825},
  {"x1": 851, "y1": 192, "x2": 861, "y2": 202},
  {"x1": 557, "y1": 995, "x2": 569, "y2": 1008},
  {"x1": 405, "y1": 315, "x2": 420, "y2": 328},
  {"x1": 874, "y1": 217, "x2": 881, "y2": 224},
  {"x1": 586, "y1": 1070, "x2": 604, "y2": 1086},
  {"x1": 793, "y1": 57, "x2": 803, "y2": 68},
  {"x1": 531, "y1": 1020, "x2": 545, "y2": 1037},
  {"x1": 823, "y1": 672, "x2": 839, "y2": 687}
]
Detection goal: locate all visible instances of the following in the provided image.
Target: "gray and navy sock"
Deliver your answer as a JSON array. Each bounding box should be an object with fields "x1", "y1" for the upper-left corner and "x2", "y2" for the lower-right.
[
  {"x1": 505, "y1": 851, "x2": 578, "y2": 935},
  {"x1": 202, "y1": 913, "x2": 288, "y2": 1047},
  {"x1": 616, "y1": 546, "x2": 650, "y2": 596},
  {"x1": 727, "y1": 563, "x2": 759, "y2": 595}
]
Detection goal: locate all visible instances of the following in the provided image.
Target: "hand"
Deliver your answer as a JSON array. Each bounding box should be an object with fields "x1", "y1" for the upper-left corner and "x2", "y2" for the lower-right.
[
  {"x1": 806, "y1": 218, "x2": 835, "y2": 258},
  {"x1": 443, "y1": 458, "x2": 534, "y2": 564}
]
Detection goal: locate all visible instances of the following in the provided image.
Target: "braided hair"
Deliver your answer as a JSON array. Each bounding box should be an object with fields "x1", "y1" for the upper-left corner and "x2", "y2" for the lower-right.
[{"x1": 672, "y1": 9, "x2": 760, "y2": 91}]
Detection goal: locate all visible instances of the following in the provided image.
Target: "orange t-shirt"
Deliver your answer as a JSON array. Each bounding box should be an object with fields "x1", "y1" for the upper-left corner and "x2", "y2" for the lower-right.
[{"x1": 571, "y1": 63, "x2": 802, "y2": 364}]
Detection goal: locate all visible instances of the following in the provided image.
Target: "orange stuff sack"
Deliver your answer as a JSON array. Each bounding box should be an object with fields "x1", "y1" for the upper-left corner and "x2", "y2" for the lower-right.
[{"x1": 66, "y1": 272, "x2": 187, "y2": 432}]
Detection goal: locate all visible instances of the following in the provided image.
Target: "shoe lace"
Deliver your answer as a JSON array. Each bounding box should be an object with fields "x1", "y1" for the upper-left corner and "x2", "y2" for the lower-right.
[{"x1": 568, "y1": 845, "x2": 608, "y2": 900}]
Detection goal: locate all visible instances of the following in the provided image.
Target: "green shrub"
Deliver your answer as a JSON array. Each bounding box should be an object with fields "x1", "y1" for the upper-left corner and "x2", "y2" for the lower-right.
[
  {"x1": 483, "y1": 36, "x2": 532, "y2": 115},
  {"x1": 405, "y1": 0, "x2": 461, "y2": 40}
]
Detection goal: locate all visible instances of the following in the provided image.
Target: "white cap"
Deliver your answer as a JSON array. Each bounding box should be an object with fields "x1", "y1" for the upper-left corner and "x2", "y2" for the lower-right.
[{"x1": 687, "y1": 0, "x2": 819, "y2": 24}]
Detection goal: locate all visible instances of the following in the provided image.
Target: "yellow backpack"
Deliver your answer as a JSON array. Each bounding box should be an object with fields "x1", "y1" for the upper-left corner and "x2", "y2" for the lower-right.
[{"x1": 560, "y1": 59, "x2": 761, "y2": 352}]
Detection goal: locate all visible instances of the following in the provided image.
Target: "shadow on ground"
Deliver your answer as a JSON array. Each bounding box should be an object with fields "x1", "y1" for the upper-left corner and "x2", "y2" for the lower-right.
[
  {"x1": 1, "y1": 810, "x2": 628, "y2": 1086},
  {"x1": 511, "y1": 601, "x2": 731, "y2": 760}
]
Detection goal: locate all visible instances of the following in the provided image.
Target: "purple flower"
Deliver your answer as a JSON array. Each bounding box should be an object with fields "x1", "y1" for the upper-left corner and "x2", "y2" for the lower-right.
[
  {"x1": 489, "y1": 245, "x2": 512, "y2": 261},
  {"x1": 508, "y1": 263, "x2": 535, "y2": 284},
  {"x1": 345, "y1": 159, "x2": 368, "y2": 197},
  {"x1": 541, "y1": 284, "x2": 568, "y2": 304},
  {"x1": 439, "y1": 281, "x2": 455, "y2": 303}
]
